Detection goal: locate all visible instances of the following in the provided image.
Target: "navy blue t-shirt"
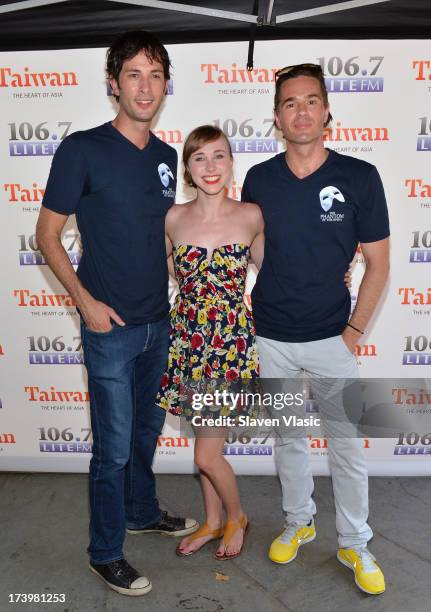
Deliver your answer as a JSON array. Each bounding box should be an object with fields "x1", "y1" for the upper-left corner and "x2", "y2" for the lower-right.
[
  {"x1": 242, "y1": 149, "x2": 390, "y2": 342},
  {"x1": 42, "y1": 122, "x2": 177, "y2": 324}
]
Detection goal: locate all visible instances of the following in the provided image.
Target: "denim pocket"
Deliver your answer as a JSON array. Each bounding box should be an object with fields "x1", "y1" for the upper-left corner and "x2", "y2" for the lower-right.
[{"x1": 83, "y1": 322, "x2": 116, "y2": 336}]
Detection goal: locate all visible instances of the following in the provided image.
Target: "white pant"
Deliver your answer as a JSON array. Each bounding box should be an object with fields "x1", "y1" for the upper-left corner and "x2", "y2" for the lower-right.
[{"x1": 257, "y1": 334, "x2": 373, "y2": 549}]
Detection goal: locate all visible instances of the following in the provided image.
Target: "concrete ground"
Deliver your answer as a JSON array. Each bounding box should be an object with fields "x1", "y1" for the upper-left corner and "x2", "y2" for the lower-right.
[{"x1": 0, "y1": 473, "x2": 429, "y2": 612}]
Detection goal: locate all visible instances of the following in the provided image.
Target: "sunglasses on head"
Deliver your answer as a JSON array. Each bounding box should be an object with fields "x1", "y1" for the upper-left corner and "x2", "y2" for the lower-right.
[{"x1": 275, "y1": 63, "x2": 323, "y2": 79}]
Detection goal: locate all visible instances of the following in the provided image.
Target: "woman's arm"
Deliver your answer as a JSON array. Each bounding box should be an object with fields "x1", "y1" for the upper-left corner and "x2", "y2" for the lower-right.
[
  {"x1": 248, "y1": 203, "x2": 265, "y2": 270},
  {"x1": 164, "y1": 217, "x2": 177, "y2": 282},
  {"x1": 250, "y1": 232, "x2": 265, "y2": 270},
  {"x1": 165, "y1": 206, "x2": 179, "y2": 282},
  {"x1": 166, "y1": 237, "x2": 177, "y2": 282},
  {"x1": 165, "y1": 232, "x2": 173, "y2": 259}
]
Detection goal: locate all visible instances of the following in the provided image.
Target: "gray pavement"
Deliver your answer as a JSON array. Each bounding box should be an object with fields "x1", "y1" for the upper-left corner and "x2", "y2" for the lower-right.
[{"x1": 0, "y1": 473, "x2": 430, "y2": 612}]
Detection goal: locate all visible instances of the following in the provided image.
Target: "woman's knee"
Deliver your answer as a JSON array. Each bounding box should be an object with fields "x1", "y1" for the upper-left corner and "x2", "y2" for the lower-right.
[
  {"x1": 194, "y1": 441, "x2": 223, "y2": 473},
  {"x1": 194, "y1": 450, "x2": 214, "y2": 473}
]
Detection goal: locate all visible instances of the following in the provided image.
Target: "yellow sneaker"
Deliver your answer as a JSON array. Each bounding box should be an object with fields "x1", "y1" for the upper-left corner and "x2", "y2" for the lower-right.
[
  {"x1": 269, "y1": 520, "x2": 316, "y2": 564},
  {"x1": 337, "y1": 547, "x2": 385, "y2": 595}
]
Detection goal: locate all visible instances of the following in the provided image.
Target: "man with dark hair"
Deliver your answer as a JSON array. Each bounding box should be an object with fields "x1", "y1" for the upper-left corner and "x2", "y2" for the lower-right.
[
  {"x1": 242, "y1": 63, "x2": 389, "y2": 595},
  {"x1": 106, "y1": 29, "x2": 171, "y2": 100},
  {"x1": 273, "y1": 64, "x2": 333, "y2": 126},
  {"x1": 36, "y1": 30, "x2": 197, "y2": 597}
]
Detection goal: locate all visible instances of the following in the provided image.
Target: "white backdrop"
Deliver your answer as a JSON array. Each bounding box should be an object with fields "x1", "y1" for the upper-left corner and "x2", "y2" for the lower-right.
[{"x1": 1, "y1": 40, "x2": 430, "y2": 475}]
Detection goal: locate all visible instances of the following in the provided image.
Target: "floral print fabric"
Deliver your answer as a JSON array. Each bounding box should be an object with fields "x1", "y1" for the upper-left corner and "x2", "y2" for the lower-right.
[{"x1": 156, "y1": 243, "x2": 259, "y2": 419}]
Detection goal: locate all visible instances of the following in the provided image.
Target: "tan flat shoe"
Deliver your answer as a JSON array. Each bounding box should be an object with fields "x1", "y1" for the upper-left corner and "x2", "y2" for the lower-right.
[
  {"x1": 215, "y1": 515, "x2": 249, "y2": 560},
  {"x1": 176, "y1": 522, "x2": 223, "y2": 557}
]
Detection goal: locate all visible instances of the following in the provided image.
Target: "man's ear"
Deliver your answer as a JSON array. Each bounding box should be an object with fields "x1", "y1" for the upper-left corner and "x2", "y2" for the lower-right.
[
  {"x1": 109, "y1": 78, "x2": 120, "y2": 97},
  {"x1": 273, "y1": 108, "x2": 281, "y2": 131}
]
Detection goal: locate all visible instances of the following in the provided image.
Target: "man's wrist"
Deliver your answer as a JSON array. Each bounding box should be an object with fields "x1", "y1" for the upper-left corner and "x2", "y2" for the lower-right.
[
  {"x1": 346, "y1": 321, "x2": 365, "y2": 335},
  {"x1": 74, "y1": 285, "x2": 94, "y2": 312},
  {"x1": 343, "y1": 325, "x2": 362, "y2": 342}
]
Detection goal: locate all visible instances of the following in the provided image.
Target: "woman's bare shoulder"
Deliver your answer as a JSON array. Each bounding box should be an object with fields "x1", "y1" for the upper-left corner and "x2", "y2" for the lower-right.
[
  {"x1": 167, "y1": 201, "x2": 194, "y2": 216},
  {"x1": 239, "y1": 200, "x2": 262, "y2": 214},
  {"x1": 236, "y1": 200, "x2": 264, "y2": 226},
  {"x1": 166, "y1": 201, "x2": 195, "y2": 225}
]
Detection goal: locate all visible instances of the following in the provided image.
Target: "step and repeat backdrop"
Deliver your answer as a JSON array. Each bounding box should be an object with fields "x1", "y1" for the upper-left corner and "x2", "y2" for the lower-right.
[{"x1": 0, "y1": 40, "x2": 430, "y2": 475}]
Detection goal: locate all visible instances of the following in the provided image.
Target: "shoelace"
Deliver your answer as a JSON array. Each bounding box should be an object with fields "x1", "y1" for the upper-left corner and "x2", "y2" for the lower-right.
[
  {"x1": 160, "y1": 511, "x2": 183, "y2": 527},
  {"x1": 355, "y1": 548, "x2": 377, "y2": 573},
  {"x1": 110, "y1": 560, "x2": 138, "y2": 580},
  {"x1": 279, "y1": 523, "x2": 302, "y2": 544}
]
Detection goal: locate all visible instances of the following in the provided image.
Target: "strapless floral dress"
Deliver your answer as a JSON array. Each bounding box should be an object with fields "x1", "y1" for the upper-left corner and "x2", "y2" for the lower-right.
[{"x1": 156, "y1": 243, "x2": 259, "y2": 420}]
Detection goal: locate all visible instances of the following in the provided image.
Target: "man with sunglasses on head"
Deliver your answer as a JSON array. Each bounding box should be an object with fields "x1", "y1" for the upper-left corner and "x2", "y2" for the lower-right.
[
  {"x1": 242, "y1": 63, "x2": 389, "y2": 595},
  {"x1": 36, "y1": 31, "x2": 198, "y2": 597}
]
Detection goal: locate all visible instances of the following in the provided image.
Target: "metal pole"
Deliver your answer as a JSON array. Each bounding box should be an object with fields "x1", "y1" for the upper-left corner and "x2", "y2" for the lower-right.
[
  {"x1": 0, "y1": 0, "x2": 71, "y2": 15},
  {"x1": 107, "y1": 0, "x2": 259, "y2": 24},
  {"x1": 276, "y1": 0, "x2": 393, "y2": 24}
]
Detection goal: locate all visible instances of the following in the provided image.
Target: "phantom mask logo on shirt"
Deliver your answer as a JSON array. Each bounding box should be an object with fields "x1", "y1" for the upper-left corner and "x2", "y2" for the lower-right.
[
  {"x1": 319, "y1": 185, "x2": 345, "y2": 212},
  {"x1": 158, "y1": 162, "x2": 174, "y2": 188}
]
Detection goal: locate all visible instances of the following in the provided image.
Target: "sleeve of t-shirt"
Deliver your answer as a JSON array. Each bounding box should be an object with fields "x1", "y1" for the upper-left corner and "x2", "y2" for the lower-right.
[
  {"x1": 172, "y1": 148, "x2": 178, "y2": 184},
  {"x1": 42, "y1": 135, "x2": 88, "y2": 215},
  {"x1": 173, "y1": 148, "x2": 178, "y2": 177},
  {"x1": 241, "y1": 170, "x2": 255, "y2": 204},
  {"x1": 357, "y1": 165, "x2": 390, "y2": 243}
]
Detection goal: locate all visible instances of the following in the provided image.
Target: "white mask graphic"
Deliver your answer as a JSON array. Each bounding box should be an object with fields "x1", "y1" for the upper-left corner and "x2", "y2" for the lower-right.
[
  {"x1": 319, "y1": 185, "x2": 345, "y2": 212},
  {"x1": 158, "y1": 163, "x2": 174, "y2": 188}
]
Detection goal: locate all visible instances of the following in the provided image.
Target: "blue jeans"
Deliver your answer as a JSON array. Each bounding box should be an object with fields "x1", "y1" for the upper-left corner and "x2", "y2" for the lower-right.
[{"x1": 81, "y1": 317, "x2": 169, "y2": 564}]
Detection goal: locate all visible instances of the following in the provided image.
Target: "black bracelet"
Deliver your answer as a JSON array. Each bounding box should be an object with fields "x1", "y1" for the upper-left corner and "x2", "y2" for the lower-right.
[{"x1": 346, "y1": 322, "x2": 364, "y2": 335}]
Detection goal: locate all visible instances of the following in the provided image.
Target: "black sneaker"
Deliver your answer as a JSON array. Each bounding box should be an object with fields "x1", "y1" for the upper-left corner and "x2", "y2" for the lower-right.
[
  {"x1": 126, "y1": 511, "x2": 199, "y2": 537},
  {"x1": 89, "y1": 559, "x2": 152, "y2": 596}
]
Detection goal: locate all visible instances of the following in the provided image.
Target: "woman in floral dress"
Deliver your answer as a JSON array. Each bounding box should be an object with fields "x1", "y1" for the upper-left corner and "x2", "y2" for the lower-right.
[
  {"x1": 156, "y1": 125, "x2": 352, "y2": 560},
  {"x1": 156, "y1": 125, "x2": 264, "y2": 560}
]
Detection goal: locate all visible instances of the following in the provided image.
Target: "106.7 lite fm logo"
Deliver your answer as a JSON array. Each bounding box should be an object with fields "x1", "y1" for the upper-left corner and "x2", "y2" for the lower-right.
[
  {"x1": 417, "y1": 117, "x2": 431, "y2": 152},
  {"x1": 409, "y1": 230, "x2": 431, "y2": 263},
  {"x1": 39, "y1": 426, "x2": 92, "y2": 453},
  {"x1": 222, "y1": 430, "x2": 272, "y2": 456},
  {"x1": 28, "y1": 335, "x2": 83, "y2": 364},
  {"x1": 8, "y1": 120, "x2": 72, "y2": 156},
  {"x1": 402, "y1": 336, "x2": 431, "y2": 365},
  {"x1": 18, "y1": 232, "x2": 81, "y2": 266},
  {"x1": 317, "y1": 55, "x2": 384, "y2": 93},
  {"x1": 213, "y1": 118, "x2": 278, "y2": 153},
  {"x1": 38, "y1": 429, "x2": 192, "y2": 454},
  {"x1": 394, "y1": 432, "x2": 431, "y2": 456}
]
